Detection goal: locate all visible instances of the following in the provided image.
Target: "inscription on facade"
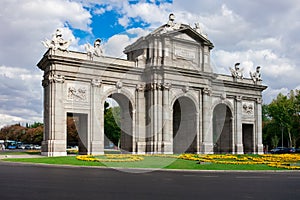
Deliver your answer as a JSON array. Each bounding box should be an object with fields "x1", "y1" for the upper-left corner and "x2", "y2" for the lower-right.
[{"x1": 174, "y1": 47, "x2": 196, "y2": 60}]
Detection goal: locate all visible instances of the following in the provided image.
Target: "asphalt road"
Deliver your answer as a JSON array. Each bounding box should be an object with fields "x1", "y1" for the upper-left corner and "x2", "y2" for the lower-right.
[{"x1": 0, "y1": 162, "x2": 299, "y2": 200}]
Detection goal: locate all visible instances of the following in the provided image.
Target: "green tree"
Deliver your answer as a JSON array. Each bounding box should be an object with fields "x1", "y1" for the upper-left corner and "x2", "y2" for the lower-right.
[
  {"x1": 104, "y1": 102, "x2": 121, "y2": 147},
  {"x1": 267, "y1": 92, "x2": 298, "y2": 147},
  {"x1": 66, "y1": 116, "x2": 79, "y2": 146}
]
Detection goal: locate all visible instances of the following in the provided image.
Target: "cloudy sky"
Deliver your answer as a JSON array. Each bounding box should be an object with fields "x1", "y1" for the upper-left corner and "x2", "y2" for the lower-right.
[{"x1": 1, "y1": 0, "x2": 300, "y2": 127}]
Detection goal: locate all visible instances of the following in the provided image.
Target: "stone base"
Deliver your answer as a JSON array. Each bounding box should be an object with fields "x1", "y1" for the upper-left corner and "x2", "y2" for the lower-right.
[
  {"x1": 200, "y1": 142, "x2": 214, "y2": 154},
  {"x1": 235, "y1": 144, "x2": 244, "y2": 154},
  {"x1": 162, "y1": 141, "x2": 173, "y2": 154},
  {"x1": 257, "y1": 144, "x2": 264, "y2": 154},
  {"x1": 136, "y1": 141, "x2": 146, "y2": 154},
  {"x1": 41, "y1": 140, "x2": 67, "y2": 157},
  {"x1": 90, "y1": 141, "x2": 104, "y2": 155}
]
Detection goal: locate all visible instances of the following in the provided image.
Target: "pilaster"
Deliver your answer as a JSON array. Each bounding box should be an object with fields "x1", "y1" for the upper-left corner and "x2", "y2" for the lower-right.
[
  {"x1": 201, "y1": 88, "x2": 213, "y2": 154},
  {"x1": 235, "y1": 95, "x2": 244, "y2": 154},
  {"x1": 256, "y1": 98, "x2": 264, "y2": 154}
]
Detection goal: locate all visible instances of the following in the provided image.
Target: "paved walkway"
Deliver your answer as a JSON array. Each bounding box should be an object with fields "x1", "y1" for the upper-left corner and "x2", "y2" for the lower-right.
[{"x1": 0, "y1": 154, "x2": 43, "y2": 159}]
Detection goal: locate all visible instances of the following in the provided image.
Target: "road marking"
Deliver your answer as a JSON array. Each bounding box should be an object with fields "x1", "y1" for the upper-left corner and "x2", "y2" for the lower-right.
[
  {"x1": 236, "y1": 176, "x2": 270, "y2": 179},
  {"x1": 201, "y1": 176, "x2": 219, "y2": 178}
]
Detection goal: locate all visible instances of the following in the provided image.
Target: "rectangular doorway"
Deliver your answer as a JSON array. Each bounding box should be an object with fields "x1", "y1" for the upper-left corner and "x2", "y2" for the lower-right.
[
  {"x1": 242, "y1": 124, "x2": 254, "y2": 154},
  {"x1": 67, "y1": 113, "x2": 88, "y2": 155}
]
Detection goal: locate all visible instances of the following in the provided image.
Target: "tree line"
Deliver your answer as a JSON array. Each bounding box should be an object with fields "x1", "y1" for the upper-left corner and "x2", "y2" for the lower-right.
[
  {"x1": 0, "y1": 122, "x2": 43, "y2": 144},
  {"x1": 263, "y1": 90, "x2": 300, "y2": 149}
]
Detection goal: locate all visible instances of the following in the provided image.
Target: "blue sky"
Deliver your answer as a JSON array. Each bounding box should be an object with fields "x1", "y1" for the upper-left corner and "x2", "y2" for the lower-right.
[{"x1": 1, "y1": 0, "x2": 300, "y2": 127}]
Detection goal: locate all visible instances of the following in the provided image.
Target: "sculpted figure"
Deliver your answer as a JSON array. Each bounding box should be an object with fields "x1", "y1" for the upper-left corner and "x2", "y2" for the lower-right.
[
  {"x1": 250, "y1": 66, "x2": 262, "y2": 83},
  {"x1": 195, "y1": 22, "x2": 201, "y2": 33},
  {"x1": 42, "y1": 29, "x2": 71, "y2": 51},
  {"x1": 229, "y1": 63, "x2": 243, "y2": 79},
  {"x1": 85, "y1": 38, "x2": 103, "y2": 59},
  {"x1": 162, "y1": 13, "x2": 181, "y2": 33}
]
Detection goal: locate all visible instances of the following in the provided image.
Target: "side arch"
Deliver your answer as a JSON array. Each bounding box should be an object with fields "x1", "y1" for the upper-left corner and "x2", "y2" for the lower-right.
[
  {"x1": 172, "y1": 95, "x2": 199, "y2": 153},
  {"x1": 170, "y1": 92, "x2": 199, "y2": 113},
  {"x1": 212, "y1": 103, "x2": 233, "y2": 153}
]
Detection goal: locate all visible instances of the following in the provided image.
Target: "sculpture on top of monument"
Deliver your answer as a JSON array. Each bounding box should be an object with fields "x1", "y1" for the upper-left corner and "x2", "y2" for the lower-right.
[
  {"x1": 42, "y1": 29, "x2": 71, "y2": 51},
  {"x1": 229, "y1": 63, "x2": 244, "y2": 79},
  {"x1": 161, "y1": 13, "x2": 181, "y2": 33},
  {"x1": 250, "y1": 66, "x2": 262, "y2": 84},
  {"x1": 84, "y1": 38, "x2": 103, "y2": 60},
  {"x1": 194, "y1": 22, "x2": 202, "y2": 33}
]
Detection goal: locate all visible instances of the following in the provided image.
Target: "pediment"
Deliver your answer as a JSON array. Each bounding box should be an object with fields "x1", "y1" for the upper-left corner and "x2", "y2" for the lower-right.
[{"x1": 173, "y1": 32, "x2": 199, "y2": 43}]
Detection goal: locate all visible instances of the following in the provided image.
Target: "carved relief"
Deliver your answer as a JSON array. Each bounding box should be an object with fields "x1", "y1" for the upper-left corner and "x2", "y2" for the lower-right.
[
  {"x1": 243, "y1": 102, "x2": 254, "y2": 115},
  {"x1": 67, "y1": 84, "x2": 88, "y2": 102}
]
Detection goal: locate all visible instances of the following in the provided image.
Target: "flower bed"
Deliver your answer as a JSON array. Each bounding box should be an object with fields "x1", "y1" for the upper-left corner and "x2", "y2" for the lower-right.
[
  {"x1": 76, "y1": 153, "x2": 300, "y2": 170},
  {"x1": 76, "y1": 154, "x2": 144, "y2": 162},
  {"x1": 178, "y1": 154, "x2": 300, "y2": 170}
]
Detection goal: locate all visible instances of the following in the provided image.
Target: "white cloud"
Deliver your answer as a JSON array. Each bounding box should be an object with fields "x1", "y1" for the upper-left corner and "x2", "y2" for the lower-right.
[
  {"x1": 103, "y1": 27, "x2": 150, "y2": 58},
  {"x1": 263, "y1": 87, "x2": 289, "y2": 104},
  {"x1": 103, "y1": 34, "x2": 131, "y2": 58},
  {"x1": 1, "y1": 0, "x2": 300, "y2": 127},
  {"x1": 0, "y1": 0, "x2": 93, "y2": 127},
  {"x1": 0, "y1": 114, "x2": 26, "y2": 128}
]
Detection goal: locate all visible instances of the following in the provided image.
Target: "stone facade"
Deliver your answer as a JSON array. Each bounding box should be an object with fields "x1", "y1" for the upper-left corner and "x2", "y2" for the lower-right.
[{"x1": 37, "y1": 15, "x2": 267, "y2": 156}]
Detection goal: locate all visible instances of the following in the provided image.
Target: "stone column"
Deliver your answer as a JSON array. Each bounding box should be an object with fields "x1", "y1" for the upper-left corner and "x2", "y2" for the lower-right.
[
  {"x1": 41, "y1": 73, "x2": 67, "y2": 156},
  {"x1": 135, "y1": 84, "x2": 146, "y2": 154},
  {"x1": 256, "y1": 98, "x2": 264, "y2": 154},
  {"x1": 201, "y1": 88, "x2": 213, "y2": 154},
  {"x1": 153, "y1": 82, "x2": 158, "y2": 153},
  {"x1": 90, "y1": 79, "x2": 104, "y2": 155},
  {"x1": 162, "y1": 82, "x2": 172, "y2": 154},
  {"x1": 235, "y1": 96, "x2": 244, "y2": 154},
  {"x1": 157, "y1": 83, "x2": 163, "y2": 153}
]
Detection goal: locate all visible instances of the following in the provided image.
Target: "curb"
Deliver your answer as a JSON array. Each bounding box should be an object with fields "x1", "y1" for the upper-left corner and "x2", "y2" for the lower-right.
[{"x1": 1, "y1": 160, "x2": 300, "y2": 173}]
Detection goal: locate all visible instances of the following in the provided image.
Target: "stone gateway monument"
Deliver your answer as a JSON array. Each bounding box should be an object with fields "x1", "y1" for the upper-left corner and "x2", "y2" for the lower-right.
[{"x1": 37, "y1": 14, "x2": 267, "y2": 156}]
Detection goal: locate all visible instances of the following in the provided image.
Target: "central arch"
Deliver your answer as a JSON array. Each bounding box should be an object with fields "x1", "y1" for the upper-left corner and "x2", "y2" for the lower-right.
[
  {"x1": 172, "y1": 96, "x2": 197, "y2": 154},
  {"x1": 213, "y1": 103, "x2": 233, "y2": 153},
  {"x1": 105, "y1": 93, "x2": 133, "y2": 152}
]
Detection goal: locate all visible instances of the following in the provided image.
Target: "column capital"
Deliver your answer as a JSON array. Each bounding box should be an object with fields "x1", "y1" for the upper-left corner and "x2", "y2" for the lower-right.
[
  {"x1": 42, "y1": 73, "x2": 65, "y2": 87},
  {"x1": 136, "y1": 83, "x2": 146, "y2": 92},
  {"x1": 256, "y1": 98, "x2": 262, "y2": 104},
  {"x1": 203, "y1": 87, "x2": 212, "y2": 96},
  {"x1": 236, "y1": 95, "x2": 243, "y2": 102},
  {"x1": 163, "y1": 82, "x2": 172, "y2": 90},
  {"x1": 91, "y1": 78, "x2": 102, "y2": 87}
]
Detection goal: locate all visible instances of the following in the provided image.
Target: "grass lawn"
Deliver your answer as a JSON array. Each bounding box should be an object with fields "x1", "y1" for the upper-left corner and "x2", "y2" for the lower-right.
[
  {"x1": 2, "y1": 156, "x2": 105, "y2": 167},
  {"x1": 1, "y1": 155, "x2": 283, "y2": 170}
]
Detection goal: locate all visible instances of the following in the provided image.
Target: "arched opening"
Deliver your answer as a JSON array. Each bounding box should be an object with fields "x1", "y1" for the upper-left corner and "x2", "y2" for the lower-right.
[
  {"x1": 173, "y1": 96, "x2": 197, "y2": 154},
  {"x1": 104, "y1": 93, "x2": 133, "y2": 152},
  {"x1": 213, "y1": 104, "x2": 233, "y2": 153}
]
